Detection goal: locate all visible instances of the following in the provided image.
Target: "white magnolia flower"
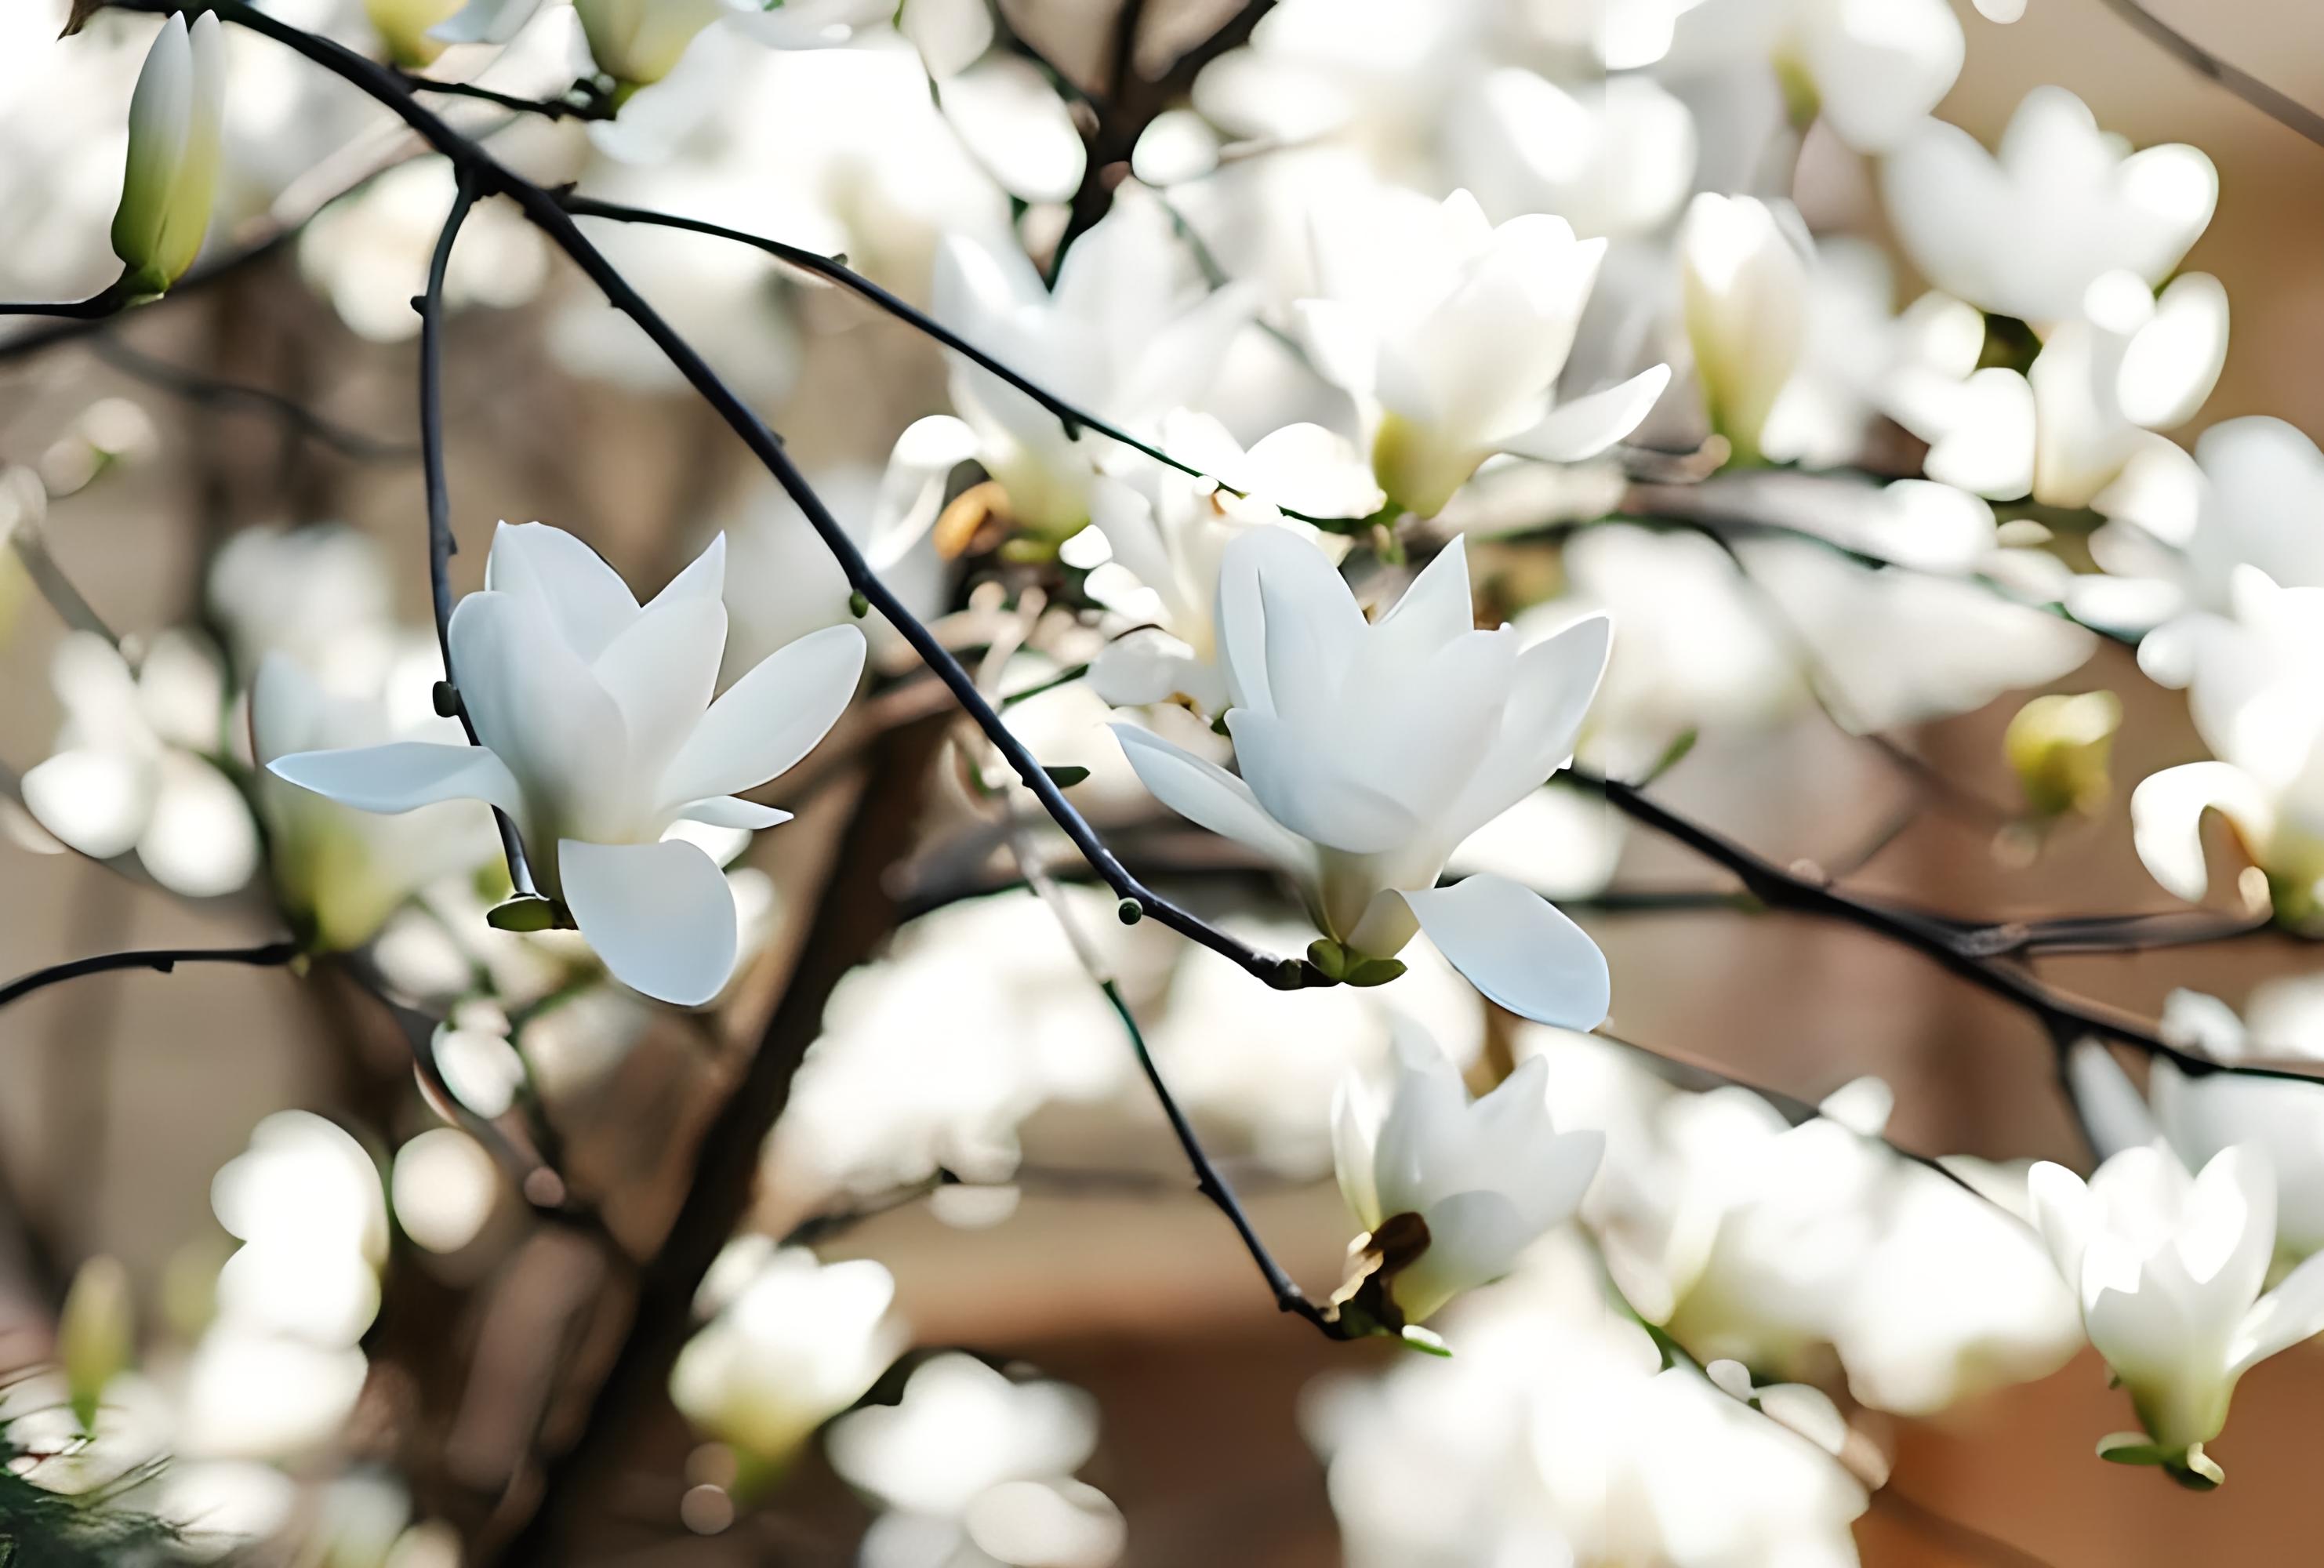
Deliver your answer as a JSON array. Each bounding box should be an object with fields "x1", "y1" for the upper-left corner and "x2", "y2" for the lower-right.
[
  {"x1": 2070, "y1": 1031, "x2": 2324, "y2": 1265},
  {"x1": 1445, "y1": 69, "x2": 1698, "y2": 241},
  {"x1": 112, "y1": 12, "x2": 225, "y2": 296},
  {"x1": 430, "y1": 0, "x2": 888, "y2": 88},
  {"x1": 1113, "y1": 530, "x2": 1614, "y2": 1025},
  {"x1": 2031, "y1": 1144, "x2": 2324, "y2": 1480},
  {"x1": 931, "y1": 191, "x2": 1255, "y2": 541},
  {"x1": 2025, "y1": 270, "x2": 2227, "y2": 507},
  {"x1": 670, "y1": 1247, "x2": 904, "y2": 1475},
  {"x1": 2094, "y1": 416, "x2": 2324, "y2": 632},
  {"x1": 572, "y1": 0, "x2": 726, "y2": 89},
  {"x1": 2130, "y1": 569, "x2": 2324, "y2": 927},
  {"x1": 1657, "y1": 0, "x2": 1963, "y2": 153},
  {"x1": 1332, "y1": 1028, "x2": 1603, "y2": 1326},
  {"x1": 1295, "y1": 187, "x2": 1669, "y2": 519},
  {"x1": 826, "y1": 1352, "x2": 1098, "y2": 1520},
  {"x1": 1083, "y1": 412, "x2": 1377, "y2": 715},
  {"x1": 1678, "y1": 194, "x2": 1808, "y2": 466},
  {"x1": 269, "y1": 522, "x2": 864, "y2": 1005},
  {"x1": 22, "y1": 630, "x2": 260, "y2": 898},
  {"x1": 1885, "y1": 86, "x2": 2217, "y2": 325}
]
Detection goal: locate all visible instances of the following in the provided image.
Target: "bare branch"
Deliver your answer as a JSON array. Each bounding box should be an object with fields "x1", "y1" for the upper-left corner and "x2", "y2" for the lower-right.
[{"x1": 0, "y1": 941, "x2": 300, "y2": 1010}]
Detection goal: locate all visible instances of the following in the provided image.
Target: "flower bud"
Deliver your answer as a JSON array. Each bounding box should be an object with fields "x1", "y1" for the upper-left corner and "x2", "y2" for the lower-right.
[
  {"x1": 60, "y1": 1254, "x2": 135, "y2": 1433},
  {"x1": 111, "y1": 13, "x2": 226, "y2": 297},
  {"x1": 573, "y1": 0, "x2": 725, "y2": 91},
  {"x1": 2005, "y1": 690, "x2": 2121, "y2": 817},
  {"x1": 1679, "y1": 194, "x2": 1808, "y2": 466},
  {"x1": 366, "y1": 0, "x2": 463, "y2": 67}
]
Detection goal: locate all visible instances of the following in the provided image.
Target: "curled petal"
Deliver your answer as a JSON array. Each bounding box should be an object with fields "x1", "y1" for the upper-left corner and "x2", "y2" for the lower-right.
[{"x1": 2130, "y1": 761, "x2": 2275, "y2": 903}]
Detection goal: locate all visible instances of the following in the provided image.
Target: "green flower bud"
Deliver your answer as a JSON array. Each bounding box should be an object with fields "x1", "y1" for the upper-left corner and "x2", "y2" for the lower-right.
[
  {"x1": 2006, "y1": 690, "x2": 2121, "y2": 817},
  {"x1": 111, "y1": 13, "x2": 226, "y2": 298}
]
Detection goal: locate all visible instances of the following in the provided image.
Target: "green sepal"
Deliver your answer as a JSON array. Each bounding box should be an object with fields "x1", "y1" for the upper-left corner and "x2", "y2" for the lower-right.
[
  {"x1": 487, "y1": 895, "x2": 566, "y2": 933},
  {"x1": 1042, "y1": 764, "x2": 1091, "y2": 789},
  {"x1": 1342, "y1": 956, "x2": 1407, "y2": 987}
]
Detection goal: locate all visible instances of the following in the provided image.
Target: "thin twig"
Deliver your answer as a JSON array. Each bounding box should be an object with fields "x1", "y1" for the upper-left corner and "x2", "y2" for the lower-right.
[
  {"x1": 89, "y1": 334, "x2": 418, "y2": 461},
  {"x1": 0, "y1": 282, "x2": 132, "y2": 321},
  {"x1": 553, "y1": 194, "x2": 1366, "y2": 530},
  {"x1": 0, "y1": 941, "x2": 300, "y2": 1010},
  {"x1": 394, "y1": 71, "x2": 614, "y2": 122},
  {"x1": 2093, "y1": 0, "x2": 2324, "y2": 149}
]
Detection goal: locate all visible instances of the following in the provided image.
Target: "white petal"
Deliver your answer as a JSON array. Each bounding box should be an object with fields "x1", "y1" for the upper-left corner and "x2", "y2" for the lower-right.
[
  {"x1": 2116, "y1": 273, "x2": 2228, "y2": 430},
  {"x1": 139, "y1": 753, "x2": 259, "y2": 898},
  {"x1": 1226, "y1": 710, "x2": 1422, "y2": 855},
  {"x1": 1498, "y1": 365, "x2": 1672, "y2": 463},
  {"x1": 1331, "y1": 1075, "x2": 1382, "y2": 1230},
  {"x1": 427, "y1": 0, "x2": 541, "y2": 43},
  {"x1": 674, "y1": 797, "x2": 794, "y2": 829},
  {"x1": 267, "y1": 742, "x2": 524, "y2": 818},
  {"x1": 2065, "y1": 1039, "x2": 2163, "y2": 1160},
  {"x1": 592, "y1": 597, "x2": 728, "y2": 778},
  {"x1": 1400, "y1": 873, "x2": 1609, "y2": 1027},
  {"x1": 2027, "y1": 1159, "x2": 2097, "y2": 1287},
  {"x1": 1369, "y1": 534, "x2": 1478, "y2": 668},
  {"x1": 484, "y1": 521, "x2": 640, "y2": 662},
  {"x1": 1109, "y1": 722, "x2": 1309, "y2": 871},
  {"x1": 658, "y1": 623, "x2": 865, "y2": 811},
  {"x1": 1215, "y1": 525, "x2": 1364, "y2": 717},
  {"x1": 559, "y1": 837, "x2": 739, "y2": 1006},
  {"x1": 1806, "y1": 0, "x2": 1965, "y2": 154},
  {"x1": 2232, "y1": 1250, "x2": 2324, "y2": 1374},
  {"x1": 2130, "y1": 761, "x2": 2276, "y2": 903},
  {"x1": 645, "y1": 532, "x2": 728, "y2": 612},
  {"x1": 450, "y1": 590, "x2": 626, "y2": 836},
  {"x1": 899, "y1": 0, "x2": 993, "y2": 77},
  {"x1": 22, "y1": 750, "x2": 154, "y2": 860}
]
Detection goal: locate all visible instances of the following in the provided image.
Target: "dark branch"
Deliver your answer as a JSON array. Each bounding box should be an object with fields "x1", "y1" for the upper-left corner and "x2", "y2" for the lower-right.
[
  {"x1": 89, "y1": 335, "x2": 419, "y2": 461},
  {"x1": 2093, "y1": 0, "x2": 2324, "y2": 149},
  {"x1": 394, "y1": 71, "x2": 614, "y2": 122},
  {"x1": 0, "y1": 941, "x2": 300, "y2": 1009},
  {"x1": 0, "y1": 281, "x2": 133, "y2": 320}
]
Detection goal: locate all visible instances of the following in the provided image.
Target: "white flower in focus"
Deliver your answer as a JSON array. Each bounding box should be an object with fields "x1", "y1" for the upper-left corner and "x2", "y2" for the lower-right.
[
  {"x1": 1678, "y1": 194, "x2": 1808, "y2": 466},
  {"x1": 1295, "y1": 187, "x2": 1669, "y2": 517},
  {"x1": 2031, "y1": 1144, "x2": 2324, "y2": 1481},
  {"x1": 670, "y1": 1247, "x2": 902, "y2": 1476},
  {"x1": 22, "y1": 630, "x2": 259, "y2": 897},
  {"x1": 1083, "y1": 412, "x2": 1377, "y2": 715},
  {"x1": 1113, "y1": 531, "x2": 1614, "y2": 1025},
  {"x1": 1332, "y1": 1029, "x2": 1602, "y2": 1326},
  {"x1": 572, "y1": 0, "x2": 725, "y2": 88},
  {"x1": 268, "y1": 522, "x2": 864, "y2": 1006},
  {"x1": 111, "y1": 12, "x2": 225, "y2": 296},
  {"x1": 1885, "y1": 87, "x2": 2217, "y2": 325},
  {"x1": 931, "y1": 191, "x2": 1256, "y2": 541}
]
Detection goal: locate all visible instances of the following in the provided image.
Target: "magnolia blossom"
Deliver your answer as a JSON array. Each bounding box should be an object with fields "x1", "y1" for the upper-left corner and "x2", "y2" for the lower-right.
[
  {"x1": 112, "y1": 12, "x2": 224, "y2": 296},
  {"x1": 1294, "y1": 187, "x2": 1669, "y2": 517},
  {"x1": 1885, "y1": 86, "x2": 2217, "y2": 325},
  {"x1": 430, "y1": 0, "x2": 889, "y2": 88},
  {"x1": 2032, "y1": 1145, "x2": 2324, "y2": 1480},
  {"x1": 2130, "y1": 569, "x2": 2324, "y2": 927},
  {"x1": 932, "y1": 192, "x2": 1255, "y2": 541},
  {"x1": 1113, "y1": 530, "x2": 1614, "y2": 1025},
  {"x1": 1660, "y1": 0, "x2": 1964, "y2": 153},
  {"x1": 1081, "y1": 412, "x2": 1378, "y2": 715},
  {"x1": 1446, "y1": 69, "x2": 1698, "y2": 240},
  {"x1": 670, "y1": 1246, "x2": 904, "y2": 1479},
  {"x1": 1677, "y1": 194, "x2": 1807, "y2": 466},
  {"x1": 2094, "y1": 416, "x2": 2324, "y2": 630},
  {"x1": 270, "y1": 522, "x2": 864, "y2": 1005},
  {"x1": 1332, "y1": 1029, "x2": 1603, "y2": 1326}
]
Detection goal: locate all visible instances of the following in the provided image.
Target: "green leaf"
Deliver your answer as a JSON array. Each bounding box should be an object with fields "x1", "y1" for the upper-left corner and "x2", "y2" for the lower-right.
[
  {"x1": 1042, "y1": 764, "x2": 1091, "y2": 789},
  {"x1": 1305, "y1": 938, "x2": 1349, "y2": 982},
  {"x1": 1342, "y1": 956, "x2": 1407, "y2": 987}
]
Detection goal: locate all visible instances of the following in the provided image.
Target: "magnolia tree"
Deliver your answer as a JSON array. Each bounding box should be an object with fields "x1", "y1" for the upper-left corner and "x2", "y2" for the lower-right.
[{"x1": 2, "y1": 0, "x2": 2323, "y2": 1562}]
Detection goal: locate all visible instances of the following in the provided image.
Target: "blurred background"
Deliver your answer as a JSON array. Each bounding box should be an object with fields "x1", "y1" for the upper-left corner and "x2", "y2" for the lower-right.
[{"x1": 5, "y1": 0, "x2": 2324, "y2": 1563}]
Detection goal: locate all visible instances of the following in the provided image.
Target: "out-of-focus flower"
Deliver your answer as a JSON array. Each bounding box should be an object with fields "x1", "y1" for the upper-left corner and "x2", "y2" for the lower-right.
[
  {"x1": 2071, "y1": 1032, "x2": 2324, "y2": 1265},
  {"x1": 2130, "y1": 569, "x2": 2324, "y2": 927},
  {"x1": 1082, "y1": 412, "x2": 1374, "y2": 715},
  {"x1": 2031, "y1": 1144, "x2": 2324, "y2": 1483},
  {"x1": 251, "y1": 652, "x2": 499, "y2": 951},
  {"x1": 670, "y1": 1247, "x2": 903, "y2": 1483},
  {"x1": 1307, "y1": 1232, "x2": 1870, "y2": 1568},
  {"x1": 300, "y1": 160, "x2": 548, "y2": 344},
  {"x1": 269, "y1": 522, "x2": 863, "y2": 1005},
  {"x1": 22, "y1": 630, "x2": 259, "y2": 897},
  {"x1": 111, "y1": 12, "x2": 224, "y2": 296},
  {"x1": 2093, "y1": 416, "x2": 2324, "y2": 635},
  {"x1": 366, "y1": 0, "x2": 463, "y2": 67},
  {"x1": 60, "y1": 1255, "x2": 134, "y2": 1433},
  {"x1": 2006, "y1": 690, "x2": 2122, "y2": 818},
  {"x1": 931, "y1": 191, "x2": 1255, "y2": 543},
  {"x1": 572, "y1": 0, "x2": 724, "y2": 89},
  {"x1": 1661, "y1": 0, "x2": 1964, "y2": 153},
  {"x1": 1884, "y1": 86, "x2": 2217, "y2": 326},
  {"x1": 1332, "y1": 1028, "x2": 1601, "y2": 1327},
  {"x1": 1446, "y1": 69, "x2": 1698, "y2": 240},
  {"x1": 1531, "y1": 1030, "x2": 2080, "y2": 1415},
  {"x1": 1678, "y1": 194, "x2": 1807, "y2": 466},
  {"x1": 1295, "y1": 187, "x2": 1667, "y2": 517},
  {"x1": 1114, "y1": 531, "x2": 1613, "y2": 1025},
  {"x1": 1974, "y1": 0, "x2": 2028, "y2": 19},
  {"x1": 717, "y1": 419, "x2": 971, "y2": 677}
]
